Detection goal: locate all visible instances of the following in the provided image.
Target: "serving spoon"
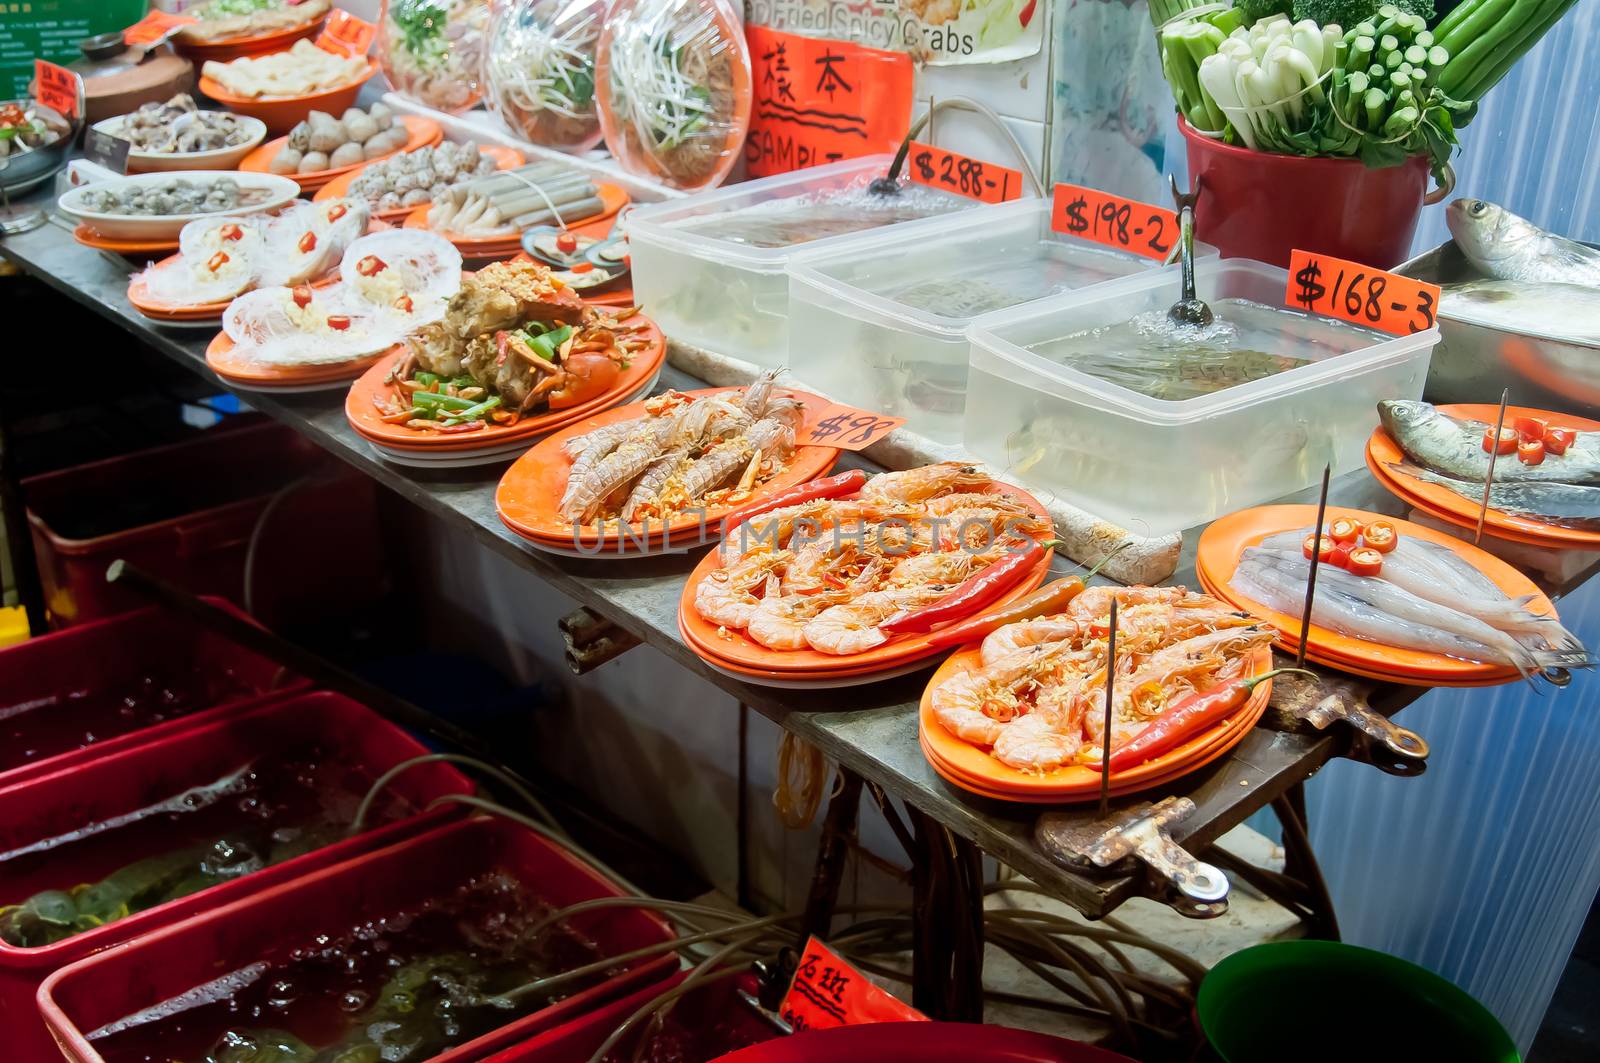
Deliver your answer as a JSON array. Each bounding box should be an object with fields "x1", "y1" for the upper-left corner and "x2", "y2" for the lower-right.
[{"x1": 1167, "y1": 175, "x2": 1213, "y2": 328}]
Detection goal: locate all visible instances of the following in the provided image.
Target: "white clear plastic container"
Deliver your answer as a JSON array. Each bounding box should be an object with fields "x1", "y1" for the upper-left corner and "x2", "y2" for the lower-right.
[
  {"x1": 964, "y1": 259, "x2": 1440, "y2": 535},
  {"x1": 785, "y1": 199, "x2": 1215, "y2": 443},
  {"x1": 624, "y1": 155, "x2": 979, "y2": 365}
]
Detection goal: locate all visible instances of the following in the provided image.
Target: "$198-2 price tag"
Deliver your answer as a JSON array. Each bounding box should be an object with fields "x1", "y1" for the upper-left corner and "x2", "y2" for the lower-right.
[
  {"x1": 1051, "y1": 183, "x2": 1177, "y2": 261},
  {"x1": 800, "y1": 401, "x2": 905, "y2": 452},
  {"x1": 779, "y1": 937, "x2": 926, "y2": 1031},
  {"x1": 908, "y1": 141, "x2": 1023, "y2": 204},
  {"x1": 1285, "y1": 249, "x2": 1440, "y2": 336}
]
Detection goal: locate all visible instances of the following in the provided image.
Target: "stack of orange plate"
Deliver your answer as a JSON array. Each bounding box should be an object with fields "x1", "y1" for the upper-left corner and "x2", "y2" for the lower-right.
[
  {"x1": 402, "y1": 184, "x2": 630, "y2": 263},
  {"x1": 74, "y1": 225, "x2": 179, "y2": 258},
  {"x1": 917, "y1": 647, "x2": 1275, "y2": 803},
  {"x1": 313, "y1": 146, "x2": 526, "y2": 222},
  {"x1": 1365, "y1": 403, "x2": 1600, "y2": 550},
  {"x1": 1195, "y1": 504, "x2": 1562, "y2": 686},
  {"x1": 238, "y1": 116, "x2": 442, "y2": 194},
  {"x1": 205, "y1": 331, "x2": 391, "y2": 393},
  {"x1": 344, "y1": 316, "x2": 666, "y2": 467},
  {"x1": 676, "y1": 483, "x2": 1056, "y2": 688},
  {"x1": 496, "y1": 387, "x2": 839, "y2": 557},
  {"x1": 173, "y1": 19, "x2": 326, "y2": 65}
]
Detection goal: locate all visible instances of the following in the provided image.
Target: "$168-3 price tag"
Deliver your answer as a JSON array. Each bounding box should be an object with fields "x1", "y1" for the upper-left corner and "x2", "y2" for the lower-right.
[
  {"x1": 1285, "y1": 249, "x2": 1440, "y2": 336},
  {"x1": 800, "y1": 402, "x2": 905, "y2": 452},
  {"x1": 1051, "y1": 183, "x2": 1176, "y2": 261},
  {"x1": 908, "y1": 141, "x2": 1023, "y2": 204},
  {"x1": 780, "y1": 937, "x2": 926, "y2": 1032}
]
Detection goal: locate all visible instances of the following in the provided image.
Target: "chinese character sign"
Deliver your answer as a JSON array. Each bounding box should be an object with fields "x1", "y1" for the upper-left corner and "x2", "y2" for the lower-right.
[{"x1": 744, "y1": 26, "x2": 913, "y2": 178}]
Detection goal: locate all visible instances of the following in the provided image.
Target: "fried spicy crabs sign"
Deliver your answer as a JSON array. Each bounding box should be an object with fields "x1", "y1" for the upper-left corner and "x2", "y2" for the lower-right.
[{"x1": 744, "y1": 26, "x2": 913, "y2": 177}]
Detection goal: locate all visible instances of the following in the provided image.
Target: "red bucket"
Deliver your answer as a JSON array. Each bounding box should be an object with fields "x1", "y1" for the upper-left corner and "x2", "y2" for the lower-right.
[
  {"x1": 39, "y1": 816, "x2": 680, "y2": 1063},
  {"x1": 1179, "y1": 118, "x2": 1448, "y2": 269},
  {"x1": 0, "y1": 599, "x2": 305, "y2": 791},
  {"x1": 712, "y1": 1023, "x2": 1137, "y2": 1062},
  {"x1": 0, "y1": 693, "x2": 473, "y2": 1063}
]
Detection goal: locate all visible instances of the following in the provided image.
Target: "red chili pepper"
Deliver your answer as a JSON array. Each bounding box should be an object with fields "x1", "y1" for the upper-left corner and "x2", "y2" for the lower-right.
[
  {"x1": 291, "y1": 285, "x2": 313, "y2": 308},
  {"x1": 1097, "y1": 667, "x2": 1313, "y2": 772},
  {"x1": 923, "y1": 543, "x2": 1130, "y2": 650},
  {"x1": 1544, "y1": 427, "x2": 1575, "y2": 455},
  {"x1": 206, "y1": 251, "x2": 229, "y2": 272},
  {"x1": 570, "y1": 262, "x2": 594, "y2": 273},
  {"x1": 1019, "y1": 0, "x2": 1037, "y2": 26},
  {"x1": 326, "y1": 315, "x2": 351, "y2": 331},
  {"x1": 220, "y1": 223, "x2": 243, "y2": 241},
  {"x1": 718, "y1": 469, "x2": 868, "y2": 537},
  {"x1": 1514, "y1": 416, "x2": 1548, "y2": 442},
  {"x1": 1518, "y1": 438, "x2": 1545, "y2": 465},
  {"x1": 357, "y1": 254, "x2": 387, "y2": 276},
  {"x1": 1361, "y1": 520, "x2": 1397, "y2": 553},
  {"x1": 1482, "y1": 427, "x2": 1518, "y2": 455},
  {"x1": 327, "y1": 203, "x2": 348, "y2": 221},
  {"x1": 1303, "y1": 532, "x2": 1334, "y2": 564},
  {"x1": 394, "y1": 294, "x2": 413, "y2": 313},
  {"x1": 1328, "y1": 541, "x2": 1354, "y2": 569},
  {"x1": 1328, "y1": 517, "x2": 1362, "y2": 544},
  {"x1": 882, "y1": 539, "x2": 1057, "y2": 635},
  {"x1": 298, "y1": 231, "x2": 317, "y2": 253},
  {"x1": 556, "y1": 231, "x2": 578, "y2": 253},
  {"x1": 1347, "y1": 547, "x2": 1384, "y2": 577}
]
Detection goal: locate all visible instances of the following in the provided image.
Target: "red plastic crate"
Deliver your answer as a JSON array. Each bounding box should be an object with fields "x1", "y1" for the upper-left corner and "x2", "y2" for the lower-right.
[
  {"x1": 40, "y1": 816, "x2": 680, "y2": 1063},
  {"x1": 711, "y1": 1023, "x2": 1138, "y2": 1063},
  {"x1": 0, "y1": 692, "x2": 474, "y2": 1062},
  {"x1": 0, "y1": 599, "x2": 307, "y2": 790},
  {"x1": 22, "y1": 419, "x2": 383, "y2": 628}
]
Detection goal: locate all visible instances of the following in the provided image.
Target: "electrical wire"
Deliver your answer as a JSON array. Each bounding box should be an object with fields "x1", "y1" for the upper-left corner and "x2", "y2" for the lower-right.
[
  {"x1": 879, "y1": 96, "x2": 1045, "y2": 197},
  {"x1": 348, "y1": 752, "x2": 565, "y2": 839},
  {"x1": 773, "y1": 733, "x2": 826, "y2": 830}
]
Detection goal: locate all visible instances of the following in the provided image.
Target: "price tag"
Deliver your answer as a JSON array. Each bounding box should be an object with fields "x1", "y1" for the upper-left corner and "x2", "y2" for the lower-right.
[
  {"x1": 800, "y1": 402, "x2": 905, "y2": 452},
  {"x1": 779, "y1": 937, "x2": 926, "y2": 1032},
  {"x1": 84, "y1": 127, "x2": 132, "y2": 174},
  {"x1": 1285, "y1": 249, "x2": 1440, "y2": 336},
  {"x1": 124, "y1": 10, "x2": 197, "y2": 47},
  {"x1": 317, "y1": 10, "x2": 378, "y2": 57},
  {"x1": 33, "y1": 60, "x2": 81, "y2": 122},
  {"x1": 908, "y1": 141, "x2": 1023, "y2": 204},
  {"x1": 1050, "y1": 183, "x2": 1177, "y2": 261}
]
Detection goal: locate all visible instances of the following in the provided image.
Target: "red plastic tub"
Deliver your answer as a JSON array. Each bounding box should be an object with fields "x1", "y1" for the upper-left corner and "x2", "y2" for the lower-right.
[
  {"x1": 0, "y1": 599, "x2": 306, "y2": 790},
  {"x1": 40, "y1": 817, "x2": 680, "y2": 1063},
  {"x1": 1180, "y1": 118, "x2": 1448, "y2": 269},
  {"x1": 22, "y1": 418, "x2": 383, "y2": 628},
  {"x1": 713, "y1": 1023, "x2": 1138, "y2": 1063},
  {"x1": 0, "y1": 692, "x2": 473, "y2": 1063}
]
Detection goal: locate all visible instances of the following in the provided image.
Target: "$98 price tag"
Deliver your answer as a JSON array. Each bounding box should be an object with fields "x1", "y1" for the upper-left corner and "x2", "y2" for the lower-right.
[
  {"x1": 1051, "y1": 183, "x2": 1176, "y2": 261},
  {"x1": 800, "y1": 401, "x2": 905, "y2": 452},
  {"x1": 1286, "y1": 249, "x2": 1440, "y2": 336},
  {"x1": 779, "y1": 937, "x2": 926, "y2": 1032},
  {"x1": 908, "y1": 141, "x2": 1023, "y2": 204}
]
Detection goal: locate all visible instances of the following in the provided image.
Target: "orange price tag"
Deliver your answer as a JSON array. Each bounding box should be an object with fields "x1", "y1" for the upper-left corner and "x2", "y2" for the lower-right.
[
  {"x1": 800, "y1": 402, "x2": 905, "y2": 452},
  {"x1": 779, "y1": 938, "x2": 926, "y2": 1032},
  {"x1": 32, "y1": 60, "x2": 80, "y2": 122},
  {"x1": 124, "y1": 10, "x2": 197, "y2": 47},
  {"x1": 1050, "y1": 183, "x2": 1177, "y2": 261},
  {"x1": 908, "y1": 141, "x2": 1023, "y2": 204},
  {"x1": 744, "y1": 26, "x2": 913, "y2": 178},
  {"x1": 1285, "y1": 249, "x2": 1440, "y2": 336},
  {"x1": 317, "y1": 10, "x2": 378, "y2": 56}
]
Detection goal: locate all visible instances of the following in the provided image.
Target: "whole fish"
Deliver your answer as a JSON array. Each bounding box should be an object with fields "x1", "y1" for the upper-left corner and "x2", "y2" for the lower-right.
[
  {"x1": 1388, "y1": 462, "x2": 1600, "y2": 531},
  {"x1": 1446, "y1": 199, "x2": 1600, "y2": 287},
  {"x1": 1441, "y1": 279, "x2": 1600, "y2": 343},
  {"x1": 1378, "y1": 400, "x2": 1600, "y2": 485}
]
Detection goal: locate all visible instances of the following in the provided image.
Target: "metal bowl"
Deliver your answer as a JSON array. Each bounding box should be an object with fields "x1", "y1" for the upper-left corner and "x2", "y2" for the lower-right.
[{"x1": 0, "y1": 103, "x2": 76, "y2": 197}]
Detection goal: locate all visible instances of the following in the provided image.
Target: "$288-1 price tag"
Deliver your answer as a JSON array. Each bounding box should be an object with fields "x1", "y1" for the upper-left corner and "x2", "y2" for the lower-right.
[
  {"x1": 800, "y1": 402, "x2": 905, "y2": 452},
  {"x1": 780, "y1": 937, "x2": 926, "y2": 1032},
  {"x1": 1051, "y1": 183, "x2": 1176, "y2": 261},
  {"x1": 908, "y1": 141, "x2": 1023, "y2": 204},
  {"x1": 1285, "y1": 249, "x2": 1440, "y2": 336}
]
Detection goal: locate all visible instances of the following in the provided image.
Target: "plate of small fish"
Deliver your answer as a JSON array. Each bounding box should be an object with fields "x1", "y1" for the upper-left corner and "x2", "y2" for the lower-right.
[
  {"x1": 1197, "y1": 505, "x2": 1590, "y2": 686},
  {"x1": 496, "y1": 379, "x2": 839, "y2": 553},
  {"x1": 678, "y1": 463, "x2": 1057, "y2": 680},
  {"x1": 1369, "y1": 400, "x2": 1600, "y2": 547}
]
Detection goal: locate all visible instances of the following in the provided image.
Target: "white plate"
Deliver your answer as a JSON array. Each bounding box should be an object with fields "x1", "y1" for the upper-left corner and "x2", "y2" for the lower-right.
[
  {"x1": 93, "y1": 114, "x2": 268, "y2": 174},
  {"x1": 367, "y1": 440, "x2": 535, "y2": 468},
  {"x1": 58, "y1": 171, "x2": 300, "y2": 241},
  {"x1": 692, "y1": 655, "x2": 938, "y2": 689}
]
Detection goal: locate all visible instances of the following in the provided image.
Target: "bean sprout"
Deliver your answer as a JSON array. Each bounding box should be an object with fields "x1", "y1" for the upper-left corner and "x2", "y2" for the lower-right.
[{"x1": 485, "y1": 0, "x2": 605, "y2": 151}]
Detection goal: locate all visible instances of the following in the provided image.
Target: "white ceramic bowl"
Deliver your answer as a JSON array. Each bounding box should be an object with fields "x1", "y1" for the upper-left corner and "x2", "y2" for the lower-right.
[
  {"x1": 93, "y1": 113, "x2": 269, "y2": 174},
  {"x1": 58, "y1": 171, "x2": 301, "y2": 240}
]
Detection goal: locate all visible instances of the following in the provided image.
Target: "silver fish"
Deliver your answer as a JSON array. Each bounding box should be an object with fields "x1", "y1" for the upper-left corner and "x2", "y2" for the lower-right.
[
  {"x1": 1440, "y1": 279, "x2": 1600, "y2": 342},
  {"x1": 1446, "y1": 199, "x2": 1600, "y2": 286},
  {"x1": 1388, "y1": 462, "x2": 1600, "y2": 531},
  {"x1": 1378, "y1": 400, "x2": 1600, "y2": 484}
]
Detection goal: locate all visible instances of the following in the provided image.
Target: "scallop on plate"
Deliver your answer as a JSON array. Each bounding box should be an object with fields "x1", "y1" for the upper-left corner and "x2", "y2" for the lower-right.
[{"x1": 206, "y1": 229, "x2": 464, "y2": 390}]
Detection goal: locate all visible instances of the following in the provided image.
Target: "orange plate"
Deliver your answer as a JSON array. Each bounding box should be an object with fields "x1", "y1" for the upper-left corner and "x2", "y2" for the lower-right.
[
  {"x1": 677, "y1": 482, "x2": 1055, "y2": 674},
  {"x1": 496, "y1": 387, "x2": 839, "y2": 546},
  {"x1": 198, "y1": 59, "x2": 379, "y2": 136},
  {"x1": 313, "y1": 146, "x2": 526, "y2": 220},
  {"x1": 239, "y1": 115, "x2": 441, "y2": 190},
  {"x1": 206, "y1": 329, "x2": 390, "y2": 387},
  {"x1": 402, "y1": 183, "x2": 629, "y2": 250},
  {"x1": 175, "y1": 17, "x2": 326, "y2": 58},
  {"x1": 1366, "y1": 404, "x2": 1600, "y2": 549},
  {"x1": 1196, "y1": 504, "x2": 1556, "y2": 683},
  {"x1": 675, "y1": 614, "x2": 935, "y2": 681},
  {"x1": 1364, "y1": 455, "x2": 1590, "y2": 550},
  {"x1": 74, "y1": 224, "x2": 179, "y2": 256},
  {"x1": 916, "y1": 647, "x2": 1271, "y2": 800},
  {"x1": 345, "y1": 315, "x2": 666, "y2": 447}
]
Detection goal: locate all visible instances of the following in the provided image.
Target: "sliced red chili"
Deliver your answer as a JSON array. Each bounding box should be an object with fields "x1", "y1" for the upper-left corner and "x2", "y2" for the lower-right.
[
  {"x1": 356, "y1": 254, "x2": 387, "y2": 276},
  {"x1": 1518, "y1": 439, "x2": 1545, "y2": 465},
  {"x1": 1482, "y1": 427, "x2": 1518, "y2": 455},
  {"x1": 393, "y1": 294, "x2": 413, "y2": 313},
  {"x1": 291, "y1": 285, "x2": 313, "y2": 308},
  {"x1": 220, "y1": 223, "x2": 243, "y2": 241},
  {"x1": 1347, "y1": 547, "x2": 1384, "y2": 577},
  {"x1": 297, "y1": 231, "x2": 317, "y2": 253},
  {"x1": 1303, "y1": 533, "x2": 1334, "y2": 563},
  {"x1": 206, "y1": 251, "x2": 229, "y2": 272},
  {"x1": 556, "y1": 231, "x2": 578, "y2": 253},
  {"x1": 1328, "y1": 517, "x2": 1362, "y2": 544},
  {"x1": 1544, "y1": 427, "x2": 1575, "y2": 455},
  {"x1": 327, "y1": 203, "x2": 348, "y2": 221},
  {"x1": 1514, "y1": 416, "x2": 1548, "y2": 442},
  {"x1": 1362, "y1": 520, "x2": 1398, "y2": 553},
  {"x1": 1328, "y1": 542, "x2": 1354, "y2": 569},
  {"x1": 326, "y1": 315, "x2": 351, "y2": 331}
]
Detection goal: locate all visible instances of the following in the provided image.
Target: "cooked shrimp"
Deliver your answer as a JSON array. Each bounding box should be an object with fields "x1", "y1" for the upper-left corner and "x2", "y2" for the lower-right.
[
  {"x1": 719, "y1": 499, "x2": 914, "y2": 565},
  {"x1": 694, "y1": 550, "x2": 790, "y2": 630},
  {"x1": 749, "y1": 561, "x2": 881, "y2": 650},
  {"x1": 804, "y1": 586, "x2": 937, "y2": 656},
  {"x1": 929, "y1": 643, "x2": 1070, "y2": 745},
  {"x1": 886, "y1": 543, "x2": 1002, "y2": 587},
  {"x1": 1083, "y1": 626, "x2": 1273, "y2": 749},
  {"x1": 1066, "y1": 585, "x2": 1196, "y2": 621},
  {"x1": 992, "y1": 712, "x2": 1084, "y2": 773},
  {"x1": 981, "y1": 618, "x2": 1085, "y2": 666},
  {"x1": 858, "y1": 461, "x2": 990, "y2": 503}
]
